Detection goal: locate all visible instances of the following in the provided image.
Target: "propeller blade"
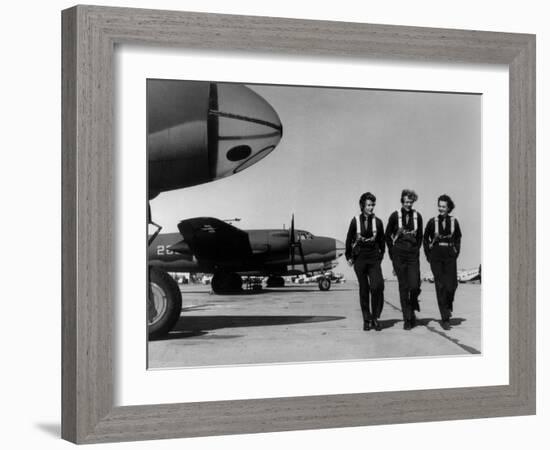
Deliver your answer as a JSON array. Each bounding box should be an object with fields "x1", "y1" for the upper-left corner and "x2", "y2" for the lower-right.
[
  {"x1": 289, "y1": 214, "x2": 296, "y2": 270},
  {"x1": 298, "y1": 240, "x2": 308, "y2": 274}
]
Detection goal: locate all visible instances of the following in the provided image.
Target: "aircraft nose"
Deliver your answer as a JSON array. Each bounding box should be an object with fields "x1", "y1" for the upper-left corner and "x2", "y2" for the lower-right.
[{"x1": 211, "y1": 84, "x2": 283, "y2": 178}]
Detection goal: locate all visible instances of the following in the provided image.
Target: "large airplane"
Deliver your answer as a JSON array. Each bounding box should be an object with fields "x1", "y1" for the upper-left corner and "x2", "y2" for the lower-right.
[
  {"x1": 147, "y1": 79, "x2": 283, "y2": 338},
  {"x1": 422, "y1": 264, "x2": 481, "y2": 283},
  {"x1": 148, "y1": 216, "x2": 345, "y2": 294},
  {"x1": 458, "y1": 265, "x2": 482, "y2": 283}
]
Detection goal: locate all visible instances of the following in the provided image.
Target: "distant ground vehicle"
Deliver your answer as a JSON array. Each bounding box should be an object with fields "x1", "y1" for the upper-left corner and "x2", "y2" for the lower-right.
[{"x1": 292, "y1": 270, "x2": 345, "y2": 290}]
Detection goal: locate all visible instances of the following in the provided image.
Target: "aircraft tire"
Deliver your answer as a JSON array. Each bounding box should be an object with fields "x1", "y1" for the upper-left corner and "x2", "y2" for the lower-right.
[
  {"x1": 148, "y1": 267, "x2": 182, "y2": 339},
  {"x1": 212, "y1": 272, "x2": 242, "y2": 294},
  {"x1": 318, "y1": 277, "x2": 331, "y2": 291},
  {"x1": 266, "y1": 276, "x2": 285, "y2": 288}
]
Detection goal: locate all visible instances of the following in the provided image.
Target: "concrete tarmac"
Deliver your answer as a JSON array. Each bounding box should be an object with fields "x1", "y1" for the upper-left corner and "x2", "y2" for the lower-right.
[{"x1": 148, "y1": 281, "x2": 481, "y2": 369}]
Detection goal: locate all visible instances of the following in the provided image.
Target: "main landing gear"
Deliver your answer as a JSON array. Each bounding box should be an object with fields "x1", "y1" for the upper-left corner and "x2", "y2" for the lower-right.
[
  {"x1": 266, "y1": 276, "x2": 285, "y2": 288},
  {"x1": 211, "y1": 271, "x2": 243, "y2": 294}
]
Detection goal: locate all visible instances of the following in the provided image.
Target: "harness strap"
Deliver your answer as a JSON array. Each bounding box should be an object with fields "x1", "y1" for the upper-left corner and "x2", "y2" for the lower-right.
[
  {"x1": 431, "y1": 215, "x2": 456, "y2": 248},
  {"x1": 355, "y1": 215, "x2": 377, "y2": 243},
  {"x1": 396, "y1": 209, "x2": 417, "y2": 237},
  {"x1": 434, "y1": 215, "x2": 455, "y2": 237}
]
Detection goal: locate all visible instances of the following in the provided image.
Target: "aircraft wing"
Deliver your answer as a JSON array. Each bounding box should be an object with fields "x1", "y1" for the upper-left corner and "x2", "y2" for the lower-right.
[{"x1": 177, "y1": 217, "x2": 253, "y2": 263}]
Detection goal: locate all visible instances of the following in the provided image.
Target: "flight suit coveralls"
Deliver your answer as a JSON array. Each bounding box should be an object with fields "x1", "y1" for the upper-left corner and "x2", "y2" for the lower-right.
[
  {"x1": 423, "y1": 215, "x2": 462, "y2": 322},
  {"x1": 345, "y1": 213, "x2": 386, "y2": 324},
  {"x1": 385, "y1": 209, "x2": 423, "y2": 324}
]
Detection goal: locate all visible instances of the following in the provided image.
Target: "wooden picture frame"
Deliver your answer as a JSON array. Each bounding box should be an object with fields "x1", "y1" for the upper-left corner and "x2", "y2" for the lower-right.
[{"x1": 61, "y1": 5, "x2": 535, "y2": 444}]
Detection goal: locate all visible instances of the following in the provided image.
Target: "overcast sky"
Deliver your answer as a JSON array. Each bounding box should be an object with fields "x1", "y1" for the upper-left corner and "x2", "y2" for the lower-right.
[{"x1": 151, "y1": 83, "x2": 481, "y2": 280}]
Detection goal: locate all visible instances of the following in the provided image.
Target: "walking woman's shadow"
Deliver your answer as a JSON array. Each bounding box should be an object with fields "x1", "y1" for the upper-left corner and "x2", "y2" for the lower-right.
[{"x1": 378, "y1": 319, "x2": 401, "y2": 330}]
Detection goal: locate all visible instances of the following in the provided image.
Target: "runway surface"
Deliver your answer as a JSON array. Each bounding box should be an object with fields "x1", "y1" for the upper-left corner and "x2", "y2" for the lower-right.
[{"x1": 148, "y1": 281, "x2": 481, "y2": 368}]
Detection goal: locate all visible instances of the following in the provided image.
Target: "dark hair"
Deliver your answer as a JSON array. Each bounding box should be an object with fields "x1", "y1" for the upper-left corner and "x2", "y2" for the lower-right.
[
  {"x1": 359, "y1": 192, "x2": 376, "y2": 209},
  {"x1": 400, "y1": 189, "x2": 418, "y2": 203},
  {"x1": 438, "y1": 194, "x2": 455, "y2": 212}
]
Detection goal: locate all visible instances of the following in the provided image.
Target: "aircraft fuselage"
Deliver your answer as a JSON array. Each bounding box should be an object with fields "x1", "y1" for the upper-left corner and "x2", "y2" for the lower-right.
[{"x1": 148, "y1": 230, "x2": 344, "y2": 276}]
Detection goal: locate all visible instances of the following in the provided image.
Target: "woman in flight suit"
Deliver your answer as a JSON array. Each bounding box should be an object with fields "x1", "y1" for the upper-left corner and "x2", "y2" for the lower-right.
[
  {"x1": 423, "y1": 194, "x2": 462, "y2": 331},
  {"x1": 345, "y1": 192, "x2": 385, "y2": 331},
  {"x1": 385, "y1": 189, "x2": 424, "y2": 330}
]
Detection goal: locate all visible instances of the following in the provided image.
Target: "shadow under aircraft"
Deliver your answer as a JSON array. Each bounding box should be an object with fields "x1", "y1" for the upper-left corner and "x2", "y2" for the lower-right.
[
  {"x1": 147, "y1": 79, "x2": 283, "y2": 338},
  {"x1": 149, "y1": 214, "x2": 345, "y2": 294}
]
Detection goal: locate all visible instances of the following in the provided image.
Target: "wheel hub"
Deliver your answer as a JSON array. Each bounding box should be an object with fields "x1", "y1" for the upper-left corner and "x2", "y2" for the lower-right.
[{"x1": 149, "y1": 282, "x2": 168, "y2": 325}]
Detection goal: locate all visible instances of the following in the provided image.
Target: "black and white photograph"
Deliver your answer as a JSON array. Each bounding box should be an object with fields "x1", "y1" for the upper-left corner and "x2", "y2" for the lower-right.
[
  {"x1": 146, "y1": 79, "x2": 482, "y2": 368},
  {"x1": 1, "y1": 0, "x2": 543, "y2": 447}
]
